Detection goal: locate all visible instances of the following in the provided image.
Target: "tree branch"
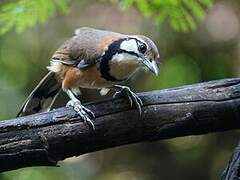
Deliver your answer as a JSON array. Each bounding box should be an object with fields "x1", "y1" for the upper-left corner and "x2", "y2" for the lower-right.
[
  {"x1": 222, "y1": 140, "x2": 240, "y2": 180},
  {"x1": 1, "y1": 78, "x2": 240, "y2": 172}
]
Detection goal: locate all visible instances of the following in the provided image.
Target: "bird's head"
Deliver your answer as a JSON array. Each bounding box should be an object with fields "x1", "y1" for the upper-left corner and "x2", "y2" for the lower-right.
[
  {"x1": 119, "y1": 35, "x2": 160, "y2": 76},
  {"x1": 100, "y1": 34, "x2": 160, "y2": 82}
]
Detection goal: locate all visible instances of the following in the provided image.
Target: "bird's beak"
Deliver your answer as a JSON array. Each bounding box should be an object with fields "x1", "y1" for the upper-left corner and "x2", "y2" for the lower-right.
[{"x1": 140, "y1": 55, "x2": 159, "y2": 76}]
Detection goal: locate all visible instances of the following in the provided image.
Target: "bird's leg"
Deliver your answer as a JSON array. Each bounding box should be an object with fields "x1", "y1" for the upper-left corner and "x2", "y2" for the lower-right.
[
  {"x1": 113, "y1": 85, "x2": 143, "y2": 115},
  {"x1": 65, "y1": 89, "x2": 95, "y2": 130}
]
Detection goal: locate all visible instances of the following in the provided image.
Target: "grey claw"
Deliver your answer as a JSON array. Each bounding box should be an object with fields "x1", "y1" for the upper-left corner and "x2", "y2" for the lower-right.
[
  {"x1": 130, "y1": 93, "x2": 142, "y2": 115},
  {"x1": 113, "y1": 86, "x2": 143, "y2": 115},
  {"x1": 82, "y1": 106, "x2": 95, "y2": 118},
  {"x1": 85, "y1": 118, "x2": 95, "y2": 130},
  {"x1": 135, "y1": 99, "x2": 142, "y2": 115},
  {"x1": 137, "y1": 96, "x2": 143, "y2": 106},
  {"x1": 113, "y1": 91, "x2": 121, "y2": 98},
  {"x1": 66, "y1": 100, "x2": 74, "y2": 107},
  {"x1": 127, "y1": 95, "x2": 133, "y2": 107},
  {"x1": 66, "y1": 100, "x2": 95, "y2": 130}
]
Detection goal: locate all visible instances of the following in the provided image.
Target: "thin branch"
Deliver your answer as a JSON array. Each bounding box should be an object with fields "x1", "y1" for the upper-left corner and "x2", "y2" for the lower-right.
[
  {"x1": 1, "y1": 78, "x2": 240, "y2": 172},
  {"x1": 222, "y1": 141, "x2": 240, "y2": 180}
]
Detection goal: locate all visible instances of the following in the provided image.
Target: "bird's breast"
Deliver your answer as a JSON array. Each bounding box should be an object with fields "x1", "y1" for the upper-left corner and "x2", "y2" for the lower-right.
[{"x1": 49, "y1": 62, "x2": 113, "y2": 89}]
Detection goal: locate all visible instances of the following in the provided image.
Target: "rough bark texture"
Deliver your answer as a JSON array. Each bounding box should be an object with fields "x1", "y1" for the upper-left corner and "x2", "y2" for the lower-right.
[
  {"x1": 1, "y1": 78, "x2": 240, "y2": 172},
  {"x1": 222, "y1": 141, "x2": 240, "y2": 180}
]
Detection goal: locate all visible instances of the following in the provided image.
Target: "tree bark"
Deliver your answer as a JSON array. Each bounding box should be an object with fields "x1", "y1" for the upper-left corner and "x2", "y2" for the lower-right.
[
  {"x1": 222, "y1": 141, "x2": 240, "y2": 180},
  {"x1": 1, "y1": 78, "x2": 240, "y2": 172}
]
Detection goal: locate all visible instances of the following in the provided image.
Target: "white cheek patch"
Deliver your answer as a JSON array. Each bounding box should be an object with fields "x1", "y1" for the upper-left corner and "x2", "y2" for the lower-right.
[
  {"x1": 112, "y1": 53, "x2": 138, "y2": 62},
  {"x1": 120, "y1": 39, "x2": 138, "y2": 54}
]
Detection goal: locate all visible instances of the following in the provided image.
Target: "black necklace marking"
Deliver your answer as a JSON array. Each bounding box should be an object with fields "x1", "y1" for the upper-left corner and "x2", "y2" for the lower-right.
[
  {"x1": 99, "y1": 38, "x2": 125, "y2": 82},
  {"x1": 99, "y1": 38, "x2": 142, "y2": 82}
]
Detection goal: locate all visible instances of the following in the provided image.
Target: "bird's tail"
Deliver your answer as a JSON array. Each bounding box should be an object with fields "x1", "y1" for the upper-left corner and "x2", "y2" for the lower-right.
[{"x1": 17, "y1": 72, "x2": 61, "y2": 117}]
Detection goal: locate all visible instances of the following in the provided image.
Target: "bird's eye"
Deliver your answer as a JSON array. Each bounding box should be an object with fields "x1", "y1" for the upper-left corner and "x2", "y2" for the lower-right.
[{"x1": 138, "y1": 43, "x2": 147, "y2": 54}]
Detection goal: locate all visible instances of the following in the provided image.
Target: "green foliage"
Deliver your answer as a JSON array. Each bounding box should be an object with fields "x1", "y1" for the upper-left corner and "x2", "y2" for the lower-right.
[
  {"x1": 0, "y1": 0, "x2": 214, "y2": 34},
  {"x1": 0, "y1": 0, "x2": 71, "y2": 34},
  {"x1": 118, "y1": 0, "x2": 214, "y2": 32}
]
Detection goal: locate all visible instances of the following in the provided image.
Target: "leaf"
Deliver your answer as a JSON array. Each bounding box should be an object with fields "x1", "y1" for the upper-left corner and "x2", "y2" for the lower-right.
[
  {"x1": 201, "y1": 0, "x2": 214, "y2": 7},
  {"x1": 116, "y1": 0, "x2": 214, "y2": 32},
  {"x1": 0, "y1": 0, "x2": 215, "y2": 34},
  {"x1": 0, "y1": 0, "x2": 71, "y2": 35},
  {"x1": 135, "y1": 0, "x2": 153, "y2": 17},
  {"x1": 183, "y1": 0, "x2": 205, "y2": 20}
]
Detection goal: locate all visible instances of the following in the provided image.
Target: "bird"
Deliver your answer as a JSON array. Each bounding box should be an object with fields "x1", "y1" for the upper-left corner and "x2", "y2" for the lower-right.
[{"x1": 17, "y1": 27, "x2": 160, "y2": 129}]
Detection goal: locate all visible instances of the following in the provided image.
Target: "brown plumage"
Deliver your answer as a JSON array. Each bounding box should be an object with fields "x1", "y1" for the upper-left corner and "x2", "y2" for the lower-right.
[
  {"x1": 52, "y1": 27, "x2": 123, "y2": 65},
  {"x1": 17, "y1": 27, "x2": 160, "y2": 129}
]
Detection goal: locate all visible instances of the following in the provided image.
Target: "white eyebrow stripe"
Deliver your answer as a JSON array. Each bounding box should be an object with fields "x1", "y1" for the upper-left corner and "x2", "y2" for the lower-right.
[{"x1": 130, "y1": 36, "x2": 149, "y2": 50}]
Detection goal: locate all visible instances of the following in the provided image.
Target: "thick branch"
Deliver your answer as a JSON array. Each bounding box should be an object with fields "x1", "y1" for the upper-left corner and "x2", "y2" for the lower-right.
[{"x1": 1, "y1": 78, "x2": 240, "y2": 172}]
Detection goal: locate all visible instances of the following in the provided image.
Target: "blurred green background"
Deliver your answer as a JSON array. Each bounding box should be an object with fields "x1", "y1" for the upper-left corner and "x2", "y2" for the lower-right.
[{"x1": 0, "y1": 0, "x2": 240, "y2": 179}]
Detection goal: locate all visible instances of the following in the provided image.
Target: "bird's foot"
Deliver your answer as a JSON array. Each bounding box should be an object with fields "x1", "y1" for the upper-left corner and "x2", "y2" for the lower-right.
[
  {"x1": 66, "y1": 100, "x2": 95, "y2": 130},
  {"x1": 113, "y1": 85, "x2": 143, "y2": 115}
]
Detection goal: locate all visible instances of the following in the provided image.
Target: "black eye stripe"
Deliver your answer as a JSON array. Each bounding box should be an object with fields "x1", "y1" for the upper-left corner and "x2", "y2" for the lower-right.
[{"x1": 120, "y1": 49, "x2": 139, "y2": 57}]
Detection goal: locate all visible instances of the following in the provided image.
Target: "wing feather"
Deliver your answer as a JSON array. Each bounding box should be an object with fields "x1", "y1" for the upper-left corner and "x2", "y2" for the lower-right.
[{"x1": 51, "y1": 27, "x2": 124, "y2": 69}]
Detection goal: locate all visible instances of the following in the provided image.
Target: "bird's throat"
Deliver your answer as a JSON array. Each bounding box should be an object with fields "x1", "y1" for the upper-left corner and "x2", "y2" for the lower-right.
[{"x1": 99, "y1": 38, "x2": 140, "y2": 82}]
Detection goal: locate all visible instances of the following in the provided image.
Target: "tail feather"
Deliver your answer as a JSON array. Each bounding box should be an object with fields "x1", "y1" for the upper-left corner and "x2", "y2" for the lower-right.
[{"x1": 17, "y1": 72, "x2": 61, "y2": 117}]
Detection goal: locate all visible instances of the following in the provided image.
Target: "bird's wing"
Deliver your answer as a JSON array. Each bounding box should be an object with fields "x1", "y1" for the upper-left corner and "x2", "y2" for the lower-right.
[{"x1": 51, "y1": 27, "x2": 124, "y2": 69}]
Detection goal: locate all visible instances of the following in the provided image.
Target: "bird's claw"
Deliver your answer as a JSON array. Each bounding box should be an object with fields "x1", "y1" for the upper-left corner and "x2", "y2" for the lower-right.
[
  {"x1": 113, "y1": 86, "x2": 143, "y2": 115},
  {"x1": 81, "y1": 106, "x2": 95, "y2": 118},
  {"x1": 66, "y1": 100, "x2": 95, "y2": 130}
]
